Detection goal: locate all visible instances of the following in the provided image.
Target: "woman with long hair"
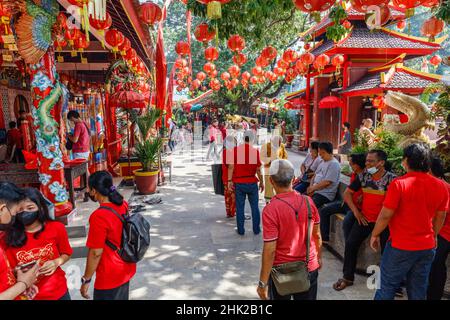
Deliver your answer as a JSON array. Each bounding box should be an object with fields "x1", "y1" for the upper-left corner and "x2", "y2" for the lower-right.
[
  {"x1": 4, "y1": 187, "x2": 72, "y2": 300},
  {"x1": 80, "y1": 171, "x2": 136, "y2": 300}
]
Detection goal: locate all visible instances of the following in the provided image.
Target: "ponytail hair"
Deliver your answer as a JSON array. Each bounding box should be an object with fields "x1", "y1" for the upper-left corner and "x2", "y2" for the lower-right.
[{"x1": 88, "y1": 171, "x2": 124, "y2": 206}]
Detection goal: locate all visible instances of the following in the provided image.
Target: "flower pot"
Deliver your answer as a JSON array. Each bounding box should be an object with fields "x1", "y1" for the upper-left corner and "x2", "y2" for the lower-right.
[
  {"x1": 134, "y1": 169, "x2": 160, "y2": 195},
  {"x1": 285, "y1": 134, "x2": 294, "y2": 148}
]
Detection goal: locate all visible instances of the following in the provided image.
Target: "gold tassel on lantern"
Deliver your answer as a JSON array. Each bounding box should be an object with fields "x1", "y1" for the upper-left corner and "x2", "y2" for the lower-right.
[{"x1": 207, "y1": 1, "x2": 222, "y2": 20}]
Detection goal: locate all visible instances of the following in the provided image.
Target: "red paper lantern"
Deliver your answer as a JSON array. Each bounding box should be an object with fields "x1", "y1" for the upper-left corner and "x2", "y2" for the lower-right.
[
  {"x1": 293, "y1": 0, "x2": 336, "y2": 21},
  {"x1": 286, "y1": 67, "x2": 298, "y2": 79},
  {"x1": 74, "y1": 33, "x2": 89, "y2": 52},
  {"x1": 315, "y1": 54, "x2": 330, "y2": 69},
  {"x1": 300, "y1": 52, "x2": 315, "y2": 66},
  {"x1": 228, "y1": 65, "x2": 241, "y2": 78},
  {"x1": 250, "y1": 76, "x2": 259, "y2": 85},
  {"x1": 203, "y1": 62, "x2": 216, "y2": 73},
  {"x1": 210, "y1": 79, "x2": 221, "y2": 91},
  {"x1": 258, "y1": 76, "x2": 266, "y2": 84},
  {"x1": 230, "y1": 78, "x2": 240, "y2": 87},
  {"x1": 65, "y1": 28, "x2": 81, "y2": 46},
  {"x1": 430, "y1": 55, "x2": 442, "y2": 67},
  {"x1": 125, "y1": 48, "x2": 137, "y2": 61},
  {"x1": 421, "y1": 16, "x2": 445, "y2": 41},
  {"x1": 194, "y1": 23, "x2": 216, "y2": 44},
  {"x1": 176, "y1": 41, "x2": 190, "y2": 56},
  {"x1": 175, "y1": 58, "x2": 188, "y2": 69},
  {"x1": 295, "y1": 60, "x2": 308, "y2": 74},
  {"x1": 140, "y1": 1, "x2": 162, "y2": 25},
  {"x1": 54, "y1": 36, "x2": 67, "y2": 51},
  {"x1": 397, "y1": 20, "x2": 406, "y2": 31},
  {"x1": 256, "y1": 56, "x2": 270, "y2": 68},
  {"x1": 252, "y1": 66, "x2": 264, "y2": 77},
  {"x1": 422, "y1": 0, "x2": 439, "y2": 7},
  {"x1": 204, "y1": 46, "x2": 219, "y2": 61},
  {"x1": 232, "y1": 53, "x2": 247, "y2": 66},
  {"x1": 196, "y1": 72, "x2": 207, "y2": 81},
  {"x1": 118, "y1": 37, "x2": 131, "y2": 56},
  {"x1": 304, "y1": 43, "x2": 311, "y2": 50},
  {"x1": 241, "y1": 79, "x2": 249, "y2": 88},
  {"x1": 89, "y1": 12, "x2": 112, "y2": 33},
  {"x1": 210, "y1": 70, "x2": 218, "y2": 78},
  {"x1": 277, "y1": 59, "x2": 290, "y2": 69},
  {"x1": 350, "y1": 0, "x2": 389, "y2": 12},
  {"x1": 274, "y1": 67, "x2": 286, "y2": 77},
  {"x1": 331, "y1": 54, "x2": 345, "y2": 72},
  {"x1": 261, "y1": 46, "x2": 278, "y2": 61},
  {"x1": 192, "y1": 79, "x2": 201, "y2": 89},
  {"x1": 392, "y1": 0, "x2": 426, "y2": 17},
  {"x1": 220, "y1": 72, "x2": 230, "y2": 81},
  {"x1": 372, "y1": 95, "x2": 385, "y2": 111},
  {"x1": 342, "y1": 20, "x2": 352, "y2": 29},
  {"x1": 241, "y1": 71, "x2": 251, "y2": 81},
  {"x1": 282, "y1": 49, "x2": 299, "y2": 63},
  {"x1": 227, "y1": 35, "x2": 245, "y2": 52},
  {"x1": 105, "y1": 28, "x2": 125, "y2": 52}
]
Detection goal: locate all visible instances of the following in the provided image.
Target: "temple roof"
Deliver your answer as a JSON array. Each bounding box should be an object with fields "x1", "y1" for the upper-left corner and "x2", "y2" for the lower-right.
[
  {"x1": 285, "y1": 87, "x2": 314, "y2": 100},
  {"x1": 341, "y1": 63, "x2": 441, "y2": 97},
  {"x1": 301, "y1": 5, "x2": 405, "y2": 40},
  {"x1": 310, "y1": 28, "x2": 443, "y2": 59}
]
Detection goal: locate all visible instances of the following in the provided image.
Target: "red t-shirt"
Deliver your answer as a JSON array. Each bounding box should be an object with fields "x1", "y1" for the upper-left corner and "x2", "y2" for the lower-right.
[
  {"x1": 73, "y1": 121, "x2": 90, "y2": 153},
  {"x1": 383, "y1": 172, "x2": 449, "y2": 251},
  {"x1": 4, "y1": 221, "x2": 73, "y2": 300},
  {"x1": 86, "y1": 202, "x2": 136, "y2": 290},
  {"x1": 438, "y1": 183, "x2": 450, "y2": 242},
  {"x1": 263, "y1": 192, "x2": 320, "y2": 272},
  {"x1": 0, "y1": 243, "x2": 16, "y2": 294},
  {"x1": 350, "y1": 173, "x2": 363, "y2": 210},
  {"x1": 349, "y1": 170, "x2": 396, "y2": 222},
  {"x1": 7, "y1": 128, "x2": 23, "y2": 149},
  {"x1": 231, "y1": 144, "x2": 261, "y2": 184}
]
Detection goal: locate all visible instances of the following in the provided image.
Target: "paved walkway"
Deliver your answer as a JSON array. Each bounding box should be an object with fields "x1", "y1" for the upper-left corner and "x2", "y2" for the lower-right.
[{"x1": 64, "y1": 145, "x2": 376, "y2": 300}]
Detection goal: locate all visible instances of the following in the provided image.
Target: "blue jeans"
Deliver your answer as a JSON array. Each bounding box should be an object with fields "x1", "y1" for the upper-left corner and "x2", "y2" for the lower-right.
[
  {"x1": 235, "y1": 183, "x2": 260, "y2": 234},
  {"x1": 294, "y1": 181, "x2": 309, "y2": 194},
  {"x1": 375, "y1": 241, "x2": 436, "y2": 300}
]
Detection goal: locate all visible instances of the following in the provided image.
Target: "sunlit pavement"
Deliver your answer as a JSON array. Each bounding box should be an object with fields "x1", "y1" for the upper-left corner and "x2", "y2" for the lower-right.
[{"x1": 63, "y1": 144, "x2": 376, "y2": 300}]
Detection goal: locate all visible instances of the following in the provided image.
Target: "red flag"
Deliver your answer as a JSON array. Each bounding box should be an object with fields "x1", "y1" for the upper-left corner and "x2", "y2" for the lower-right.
[
  {"x1": 165, "y1": 68, "x2": 175, "y2": 126},
  {"x1": 186, "y1": 10, "x2": 192, "y2": 74},
  {"x1": 155, "y1": 22, "x2": 166, "y2": 128}
]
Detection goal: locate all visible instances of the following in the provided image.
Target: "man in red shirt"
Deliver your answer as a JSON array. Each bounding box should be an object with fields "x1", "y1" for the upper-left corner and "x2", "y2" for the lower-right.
[
  {"x1": 67, "y1": 110, "x2": 90, "y2": 160},
  {"x1": 427, "y1": 156, "x2": 450, "y2": 300},
  {"x1": 227, "y1": 131, "x2": 264, "y2": 235},
  {"x1": 371, "y1": 144, "x2": 449, "y2": 300},
  {"x1": 6, "y1": 121, "x2": 24, "y2": 163},
  {"x1": 257, "y1": 159, "x2": 322, "y2": 300}
]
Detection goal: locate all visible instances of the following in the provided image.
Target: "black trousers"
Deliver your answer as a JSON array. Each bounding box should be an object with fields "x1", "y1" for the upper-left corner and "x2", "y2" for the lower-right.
[
  {"x1": 319, "y1": 200, "x2": 351, "y2": 242},
  {"x1": 269, "y1": 269, "x2": 319, "y2": 300},
  {"x1": 311, "y1": 193, "x2": 332, "y2": 210},
  {"x1": 58, "y1": 291, "x2": 71, "y2": 300},
  {"x1": 343, "y1": 222, "x2": 389, "y2": 282},
  {"x1": 427, "y1": 235, "x2": 450, "y2": 300},
  {"x1": 93, "y1": 281, "x2": 130, "y2": 300}
]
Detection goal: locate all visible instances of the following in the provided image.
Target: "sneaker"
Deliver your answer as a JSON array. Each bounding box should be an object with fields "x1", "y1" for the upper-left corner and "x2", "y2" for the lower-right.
[{"x1": 395, "y1": 288, "x2": 404, "y2": 298}]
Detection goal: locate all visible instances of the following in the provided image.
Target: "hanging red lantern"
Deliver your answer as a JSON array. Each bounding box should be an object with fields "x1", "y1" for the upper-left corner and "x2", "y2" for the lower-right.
[
  {"x1": 304, "y1": 43, "x2": 311, "y2": 50},
  {"x1": 421, "y1": 16, "x2": 445, "y2": 42},
  {"x1": 258, "y1": 76, "x2": 266, "y2": 84},
  {"x1": 342, "y1": 20, "x2": 352, "y2": 29},
  {"x1": 277, "y1": 59, "x2": 290, "y2": 69},
  {"x1": 227, "y1": 35, "x2": 245, "y2": 52},
  {"x1": 228, "y1": 65, "x2": 241, "y2": 78},
  {"x1": 274, "y1": 67, "x2": 286, "y2": 77},
  {"x1": 209, "y1": 78, "x2": 221, "y2": 91},
  {"x1": 74, "y1": 33, "x2": 89, "y2": 52},
  {"x1": 192, "y1": 79, "x2": 201, "y2": 89},
  {"x1": 89, "y1": 12, "x2": 112, "y2": 35},
  {"x1": 261, "y1": 46, "x2": 278, "y2": 61},
  {"x1": 221, "y1": 72, "x2": 231, "y2": 81},
  {"x1": 241, "y1": 79, "x2": 249, "y2": 89},
  {"x1": 295, "y1": 60, "x2": 308, "y2": 74},
  {"x1": 422, "y1": 0, "x2": 439, "y2": 7},
  {"x1": 430, "y1": 55, "x2": 442, "y2": 67},
  {"x1": 210, "y1": 69, "x2": 218, "y2": 78},
  {"x1": 396, "y1": 20, "x2": 406, "y2": 31},
  {"x1": 392, "y1": 0, "x2": 426, "y2": 18},
  {"x1": 331, "y1": 54, "x2": 345, "y2": 73},
  {"x1": 125, "y1": 48, "x2": 137, "y2": 61},
  {"x1": 175, "y1": 58, "x2": 188, "y2": 69},
  {"x1": 118, "y1": 37, "x2": 131, "y2": 56},
  {"x1": 314, "y1": 54, "x2": 330, "y2": 72},
  {"x1": 56, "y1": 12, "x2": 68, "y2": 32},
  {"x1": 233, "y1": 53, "x2": 247, "y2": 66},
  {"x1": 54, "y1": 36, "x2": 67, "y2": 51},
  {"x1": 176, "y1": 86, "x2": 183, "y2": 92},
  {"x1": 230, "y1": 78, "x2": 240, "y2": 88},
  {"x1": 292, "y1": 0, "x2": 336, "y2": 21},
  {"x1": 350, "y1": 0, "x2": 389, "y2": 12},
  {"x1": 176, "y1": 41, "x2": 190, "y2": 56},
  {"x1": 65, "y1": 28, "x2": 81, "y2": 47},
  {"x1": 372, "y1": 95, "x2": 385, "y2": 111},
  {"x1": 140, "y1": 1, "x2": 163, "y2": 26},
  {"x1": 194, "y1": 23, "x2": 216, "y2": 45},
  {"x1": 256, "y1": 56, "x2": 270, "y2": 68},
  {"x1": 250, "y1": 76, "x2": 259, "y2": 85},
  {"x1": 196, "y1": 71, "x2": 207, "y2": 81},
  {"x1": 282, "y1": 49, "x2": 299, "y2": 64},
  {"x1": 252, "y1": 66, "x2": 264, "y2": 77},
  {"x1": 241, "y1": 71, "x2": 251, "y2": 81},
  {"x1": 203, "y1": 62, "x2": 216, "y2": 73},
  {"x1": 301, "y1": 52, "x2": 315, "y2": 66},
  {"x1": 204, "y1": 46, "x2": 219, "y2": 61},
  {"x1": 286, "y1": 67, "x2": 298, "y2": 79},
  {"x1": 105, "y1": 28, "x2": 125, "y2": 53}
]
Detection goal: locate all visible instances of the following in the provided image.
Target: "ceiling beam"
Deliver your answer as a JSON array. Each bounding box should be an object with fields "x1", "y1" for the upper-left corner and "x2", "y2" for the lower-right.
[{"x1": 56, "y1": 62, "x2": 110, "y2": 71}]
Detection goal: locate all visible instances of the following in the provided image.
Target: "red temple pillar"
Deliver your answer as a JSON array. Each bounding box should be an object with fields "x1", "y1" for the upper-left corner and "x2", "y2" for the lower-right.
[
  {"x1": 304, "y1": 69, "x2": 311, "y2": 148},
  {"x1": 312, "y1": 77, "x2": 319, "y2": 141},
  {"x1": 29, "y1": 50, "x2": 72, "y2": 218}
]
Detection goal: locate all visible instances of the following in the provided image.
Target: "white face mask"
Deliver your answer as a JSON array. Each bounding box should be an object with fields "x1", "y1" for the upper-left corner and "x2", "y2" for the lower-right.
[{"x1": 367, "y1": 166, "x2": 378, "y2": 175}]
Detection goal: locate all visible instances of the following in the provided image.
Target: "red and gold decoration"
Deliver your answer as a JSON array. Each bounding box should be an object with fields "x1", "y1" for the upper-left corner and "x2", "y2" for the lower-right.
[
  {"x1": 197, "y1": 0, "x2": 232, "y2": 20},
  {"x1": 372, "y1": 95, "x2": 385, "y2": 112},
  {"x1": 194, "y1": 23, "x2": 216, "y2": 45},
  {"x1": 227, "y1": 34, "x2": 245, "y2": 53},
  {"x1": 105, "y1": 28, "x2": 125, "y2": 54},
  {"x1": 391, "y1": 0, "x2": 426, "y2": 18},
  {"x1": 421, "y1": 16, "x2": 445, "y2": 42},
  {"x1": 292, "y1": 0, "x2": 336, "y2": 21},
  {"x1": 331, "y1": 54, "x2": 345, "y2": 73},
  {"x1": 140, "y1": 1, "x2": 163, "y2": 26},
  {"x1": 204, "y1": 46, "x2": 219, "y2": 61}
]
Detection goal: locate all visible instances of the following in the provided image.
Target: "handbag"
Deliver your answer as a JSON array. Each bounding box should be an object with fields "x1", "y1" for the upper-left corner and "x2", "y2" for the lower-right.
[{"x1": 270, "y1": 195, "x2": 312, "y2": 296}]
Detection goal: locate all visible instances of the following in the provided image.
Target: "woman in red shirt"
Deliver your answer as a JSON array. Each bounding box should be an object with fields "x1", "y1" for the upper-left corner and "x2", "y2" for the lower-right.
[
  {"x1": 80, "y1": 171, "x2": 136, "y2": 300},
  {"x1": 3, "y1": 187, "x2": 72, "y2": 300}
]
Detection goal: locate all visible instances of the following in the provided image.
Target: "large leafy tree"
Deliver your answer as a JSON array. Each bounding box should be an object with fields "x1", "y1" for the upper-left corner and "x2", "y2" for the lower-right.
[{"x1": 164, "y1": 0, "x2": 311, "y2": 114}]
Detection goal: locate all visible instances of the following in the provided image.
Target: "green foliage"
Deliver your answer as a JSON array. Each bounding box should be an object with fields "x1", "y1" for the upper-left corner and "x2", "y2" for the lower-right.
[
  {"x1": 434, "y1": 0, "x2": 450, "y2": 24},
  {"x1": 326, "y1": 4, "x2": 348, "y2": 43},
  {"x1": 136, "y1": 108, "x2": 162, "y2": 141},
  {"x1": 134, "y1": 108, "x2": 163, "y2": 172}
]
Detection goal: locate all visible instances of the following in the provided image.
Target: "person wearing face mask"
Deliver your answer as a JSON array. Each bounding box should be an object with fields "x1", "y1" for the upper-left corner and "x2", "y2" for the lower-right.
[
  {"x1": 333, "y1": 150, "x2": 396, "y2": 291},
  {"x1": 81, "y1": 171, "x2": 136, "y2": 300},
  {"x1": 3, "y1": 188, "x2": 72, "y2": 300},
  {"x1": 0, "y1": 183, "x2": 40, "y2": 300}
]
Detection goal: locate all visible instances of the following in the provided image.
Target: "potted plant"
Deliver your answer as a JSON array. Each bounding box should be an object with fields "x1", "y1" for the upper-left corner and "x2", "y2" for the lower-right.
[
  {"x1": 134, "y1": 108, "x2": 163, "y2": 194},
  {"x1": 284, "y1": 121, "x2": 296, "y2": 148}
]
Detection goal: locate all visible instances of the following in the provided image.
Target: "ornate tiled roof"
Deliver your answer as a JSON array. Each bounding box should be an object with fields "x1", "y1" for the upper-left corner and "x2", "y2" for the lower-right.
[
  {"x1": 310, "y1": 40, "x2": 335, "y2": 56},
  {"x1": 341, "y1": 73, "x2": 381, "y2": 93}
]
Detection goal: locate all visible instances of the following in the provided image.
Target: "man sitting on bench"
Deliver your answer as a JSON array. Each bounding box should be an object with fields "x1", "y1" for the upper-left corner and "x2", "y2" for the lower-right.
[{"x1": 333, "y1": 150, "x2": 396, "y2": 291}]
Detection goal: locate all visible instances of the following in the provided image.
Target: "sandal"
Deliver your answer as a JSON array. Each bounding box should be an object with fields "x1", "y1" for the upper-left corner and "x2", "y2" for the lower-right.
[{"x1": 333, "y1": 278, "x2": 353, "y2": 291}]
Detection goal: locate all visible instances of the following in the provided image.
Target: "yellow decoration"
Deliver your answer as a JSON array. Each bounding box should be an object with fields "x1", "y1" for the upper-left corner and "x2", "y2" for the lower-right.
[{"x1": 207, "y1": 1, "x2": 222, "y2": 20}]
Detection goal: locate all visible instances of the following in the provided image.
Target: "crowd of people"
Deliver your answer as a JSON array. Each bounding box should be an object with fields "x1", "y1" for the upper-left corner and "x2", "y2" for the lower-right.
[{"x1": 0, "y1": 171, "x2": 136, "y2": 300}]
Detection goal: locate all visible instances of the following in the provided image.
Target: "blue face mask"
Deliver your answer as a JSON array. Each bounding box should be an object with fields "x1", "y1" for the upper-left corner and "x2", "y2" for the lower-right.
[{"x1": 367, "y1": 166, "x2": 378, "y2": 175}]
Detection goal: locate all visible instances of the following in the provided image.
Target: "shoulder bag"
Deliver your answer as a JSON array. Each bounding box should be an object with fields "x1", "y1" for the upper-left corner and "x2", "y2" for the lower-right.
[{"x1": 270, "y1": 195, "x2": 312, "y2": 296}]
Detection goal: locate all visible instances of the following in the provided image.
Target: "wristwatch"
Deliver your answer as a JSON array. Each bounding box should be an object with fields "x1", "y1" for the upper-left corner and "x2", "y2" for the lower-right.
[
  {"x1": 81, "y1": 277, "x2": 91, "y2": 285},
  {"x1": 258, "y1": 280, "x2": 268, "y2": 289}
]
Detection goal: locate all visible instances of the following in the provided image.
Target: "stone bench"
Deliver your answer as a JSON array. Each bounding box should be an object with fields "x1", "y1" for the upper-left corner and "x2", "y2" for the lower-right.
[{"x1": 328, "y1": 178, "x2": 450, "y2": 297}]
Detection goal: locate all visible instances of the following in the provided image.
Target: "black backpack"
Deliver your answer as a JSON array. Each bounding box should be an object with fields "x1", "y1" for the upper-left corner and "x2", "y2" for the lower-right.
[{"x1": 99, "y1": 206, "x2": 150, "y2": 263}]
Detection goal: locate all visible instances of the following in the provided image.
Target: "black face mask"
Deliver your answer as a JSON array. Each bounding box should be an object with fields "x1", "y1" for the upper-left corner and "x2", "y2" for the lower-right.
[{"x1": 16, "y1": 210, "x2": 39, "y2": 226}]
